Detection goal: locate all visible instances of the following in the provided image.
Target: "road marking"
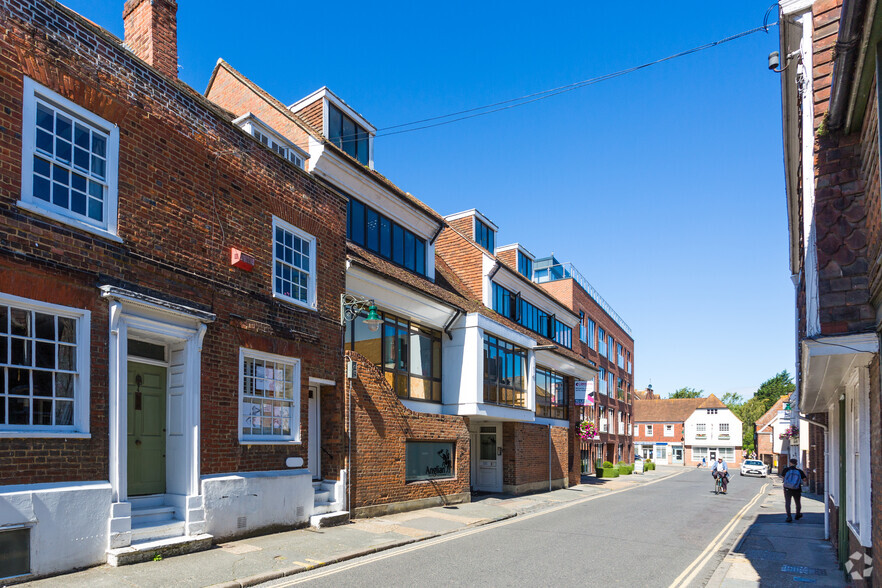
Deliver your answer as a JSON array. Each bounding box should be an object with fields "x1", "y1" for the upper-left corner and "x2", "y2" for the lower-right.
[
  {"x1": 668, "y1": 481, "x2": 770, "y2": 588},
  {"x1": 268, "y1": 469, "x2": 690, "y2": 586}
]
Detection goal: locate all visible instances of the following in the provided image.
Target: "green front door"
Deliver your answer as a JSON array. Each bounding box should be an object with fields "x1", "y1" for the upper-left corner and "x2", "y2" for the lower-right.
[{"x1": 128, "y1": 362, "x2": 167, "y2": 496}]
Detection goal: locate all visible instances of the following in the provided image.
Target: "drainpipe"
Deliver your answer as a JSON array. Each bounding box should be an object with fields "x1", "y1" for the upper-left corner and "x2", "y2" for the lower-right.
[
  {"x1": 827, "y1": 0, "x2": 868, "y2": 130},
  {"x1": 548, "y1": 424, "x2": 552, "y2": 492},
  {"x1": 804, "y1": 415, "x2": 829, "y2": 540}
]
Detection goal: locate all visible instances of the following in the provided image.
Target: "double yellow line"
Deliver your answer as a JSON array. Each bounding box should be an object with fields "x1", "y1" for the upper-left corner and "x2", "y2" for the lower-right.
[
  {"x1": 271, "y1": 469, "x2": 689, "y2": 586},
  {"x1": 668, "y1": 481, "x2": 770, "y2": 588}
]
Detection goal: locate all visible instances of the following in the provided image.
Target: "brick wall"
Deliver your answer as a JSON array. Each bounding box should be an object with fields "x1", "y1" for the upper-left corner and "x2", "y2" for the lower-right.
[
  {"x1": 205, "y1": 62, "x2": 312, "y2": 152},
  {"x1": 0, "y1": 0, "x2": 346, "y2": 483},
  {"x1": 346, "y1": 352, "x2": 470, "y2": 511},
  {"x1": 501, "y1": 422, "x2": 568, "y2": 492},
  {"x1": 633, "y1": 422, "x2": 684, "y2": 444}
]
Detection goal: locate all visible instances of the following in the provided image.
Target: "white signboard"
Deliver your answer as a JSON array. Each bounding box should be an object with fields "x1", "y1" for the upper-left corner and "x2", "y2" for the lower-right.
[
  {"x1": 575, "y1": 380, "x2": 595, "y2": 406},
  {"x1": 634, "y1": 460, "x2": 644, "y2": 474}
]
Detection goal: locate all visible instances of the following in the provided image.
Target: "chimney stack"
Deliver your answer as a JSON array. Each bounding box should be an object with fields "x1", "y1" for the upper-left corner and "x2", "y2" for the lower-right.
[{"x1": 123, "y1": 0, "x2": 178, "y2": 78}]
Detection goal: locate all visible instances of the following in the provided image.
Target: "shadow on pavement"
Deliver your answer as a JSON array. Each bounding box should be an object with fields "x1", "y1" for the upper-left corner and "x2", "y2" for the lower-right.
[{"x1": 719, "y1": 491, "x2": 847, "y2": 587}]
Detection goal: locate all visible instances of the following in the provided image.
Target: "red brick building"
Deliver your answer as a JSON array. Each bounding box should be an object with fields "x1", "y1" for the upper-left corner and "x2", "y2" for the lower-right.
[
  {"x1": 0, "y1": 0, "x2": 347, "y2": 577},
  {"x1": 778, "y1": 0, "x2": 879, "y2": 581},
  {"x1": 528, "y1": 256, "x2": 635, "y2": 470},
  {"x1": 633, "y1": 396, "x2": 742, "y2": 467}
]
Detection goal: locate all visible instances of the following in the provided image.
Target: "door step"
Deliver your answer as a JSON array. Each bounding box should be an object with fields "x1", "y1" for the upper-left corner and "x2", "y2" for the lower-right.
[
  {"x1": 310, "y1": 511, "x2": 349, "y2": 529},
  {"x1": 107, "y1": 533, "x2": 213, "y2": 566},
  {"x1": 131, "y1": 505, "x2": 177, "y2": 526},
  {"x1": 131, "y1": 518, "x2": 185, "y2": 543}
]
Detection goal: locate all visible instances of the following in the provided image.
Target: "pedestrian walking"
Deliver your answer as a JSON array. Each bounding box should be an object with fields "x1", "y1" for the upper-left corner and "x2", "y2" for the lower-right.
[{"x1": 782, "y1": 458, "x2": 807, "y2": 522}]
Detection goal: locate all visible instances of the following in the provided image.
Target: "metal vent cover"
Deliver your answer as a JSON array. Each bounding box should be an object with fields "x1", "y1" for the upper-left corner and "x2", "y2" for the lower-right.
[{"x1": 237, "y1": 516, "x2": 247, "y2": 529}]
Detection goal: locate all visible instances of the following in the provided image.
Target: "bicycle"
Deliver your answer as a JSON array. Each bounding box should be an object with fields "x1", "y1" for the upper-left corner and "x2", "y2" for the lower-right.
[{"x1": 714, "y1": 474, "x2": 723, "y2": 495}]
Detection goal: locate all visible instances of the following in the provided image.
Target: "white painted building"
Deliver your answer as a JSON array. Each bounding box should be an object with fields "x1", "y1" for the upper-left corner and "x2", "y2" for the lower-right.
[{"x1": 684, "y1": 396, "x2": 743, "y2": 467}]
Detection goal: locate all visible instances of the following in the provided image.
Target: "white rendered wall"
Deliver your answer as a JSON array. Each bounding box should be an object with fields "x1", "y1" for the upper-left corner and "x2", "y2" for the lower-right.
[
  {"x1": 685, "y1": 408, "x2": 743, "y2": 451},
  {"x1": 0, "y1": 481, "x2": 111, "y2": 576},
  {"x1": 202, "y1": 469, "x2": 313, "y2": 539}
]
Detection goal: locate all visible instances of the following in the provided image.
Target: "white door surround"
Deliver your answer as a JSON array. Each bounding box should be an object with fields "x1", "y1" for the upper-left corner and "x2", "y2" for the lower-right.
[
  {"x1": 471, "y1": 422, "x2": 503, "y2": 493},
  {"x1": 308, "y1": 385, "x2": 320, "y2": 480},
  {"x1": 101, "y1": 286, "x2": 215, "y2": 549}
]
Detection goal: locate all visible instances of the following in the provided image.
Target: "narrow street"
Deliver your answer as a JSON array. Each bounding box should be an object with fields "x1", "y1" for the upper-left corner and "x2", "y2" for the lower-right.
[{"x1": 260, "y1": 469, "x2": 769, "y2": 588}]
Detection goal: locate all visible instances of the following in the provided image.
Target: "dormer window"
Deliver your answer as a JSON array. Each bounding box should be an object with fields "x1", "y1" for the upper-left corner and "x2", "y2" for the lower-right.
[
  {"x1": 233, "y1": 113, "x2": 308, "y2": 170},
  {"x1": 475, "y1": 218, "x2": 495, "y2": 252},
  {"x1": 517, "y1": 251, "x2": 533, "y2": 279},
  {"x1": 328, "y1": 103, "x2": 369, "y2": 165}
]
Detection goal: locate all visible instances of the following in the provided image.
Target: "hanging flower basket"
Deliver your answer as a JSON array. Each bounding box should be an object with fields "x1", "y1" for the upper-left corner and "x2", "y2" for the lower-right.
[
  {"x1": 579, "y1": 420, "x2": 598, "y2": 440},
  {"x1": 779, "y1": 425, "x2": 799, "y2": 441}
]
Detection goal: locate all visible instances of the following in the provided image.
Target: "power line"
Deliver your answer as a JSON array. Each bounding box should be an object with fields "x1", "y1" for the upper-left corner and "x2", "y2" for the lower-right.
[
  {"x1": 374, "y1": 23, "x2": 776, "y2": 138},
  {"x1": 324, "y1": 20, "x2": 778, "y2": 144}
]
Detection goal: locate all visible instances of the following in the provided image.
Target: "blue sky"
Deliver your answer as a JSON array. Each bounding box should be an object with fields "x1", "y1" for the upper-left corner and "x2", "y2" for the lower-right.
[{"x1": 63, "y1": 0, "x2": 791, "y2": 400}]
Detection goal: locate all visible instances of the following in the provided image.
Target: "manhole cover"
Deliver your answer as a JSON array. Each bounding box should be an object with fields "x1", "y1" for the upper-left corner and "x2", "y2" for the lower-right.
[
  {"x1": 744, "y1": 549, "x2": 785, "y2": 561},
  {"x1": 781, "y1": 565, "x2": 827, "y2": 576}
]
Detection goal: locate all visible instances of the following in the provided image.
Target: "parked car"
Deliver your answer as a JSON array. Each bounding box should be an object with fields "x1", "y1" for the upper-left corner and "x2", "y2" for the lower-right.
[{"x1": 740, "y1": 459, "x2": 768, "y2": 477}]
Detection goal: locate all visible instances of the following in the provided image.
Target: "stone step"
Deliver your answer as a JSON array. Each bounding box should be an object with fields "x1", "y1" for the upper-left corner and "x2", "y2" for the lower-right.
[
  {"x1": 107, "y1": 533, "x2": 213, "y2": 566},
  {"x1": 313, "y1": 490, "x2": 331, "y2": 504},
  {"x1": 129, "y1": 494, "x2": 167, "y2": 509},
  {"x1": 313, "y1": 501, "x2": 343, "y2": 515},
  {"x1": 131, "y1": 518, "x2": 185, "y2": 543},
  {"x1": 310, "y1": 511, "x2": 349, "y2": 529},
  {"x1": 131, "y1": 505, "x2": 177, "y2": 525}
]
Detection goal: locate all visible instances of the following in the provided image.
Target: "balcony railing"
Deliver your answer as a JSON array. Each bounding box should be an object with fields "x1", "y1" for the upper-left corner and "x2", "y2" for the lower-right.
[{"x1": 533, "y1": 262, "x2": 633, "y2": 337}]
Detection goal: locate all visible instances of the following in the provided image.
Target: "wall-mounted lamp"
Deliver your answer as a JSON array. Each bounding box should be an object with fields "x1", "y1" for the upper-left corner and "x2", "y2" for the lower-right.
[{"x1": 341, "y1": 294, "x2": 383, "y2": 332}]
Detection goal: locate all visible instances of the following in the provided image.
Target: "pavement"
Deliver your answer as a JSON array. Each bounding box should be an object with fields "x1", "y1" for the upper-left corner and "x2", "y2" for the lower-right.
[
  {"x1": 15, "y1": 465, "x2": 684, "y2": 588},
  {"x1": 706, "y1": 476, "x2": 848, "y2": 588}
]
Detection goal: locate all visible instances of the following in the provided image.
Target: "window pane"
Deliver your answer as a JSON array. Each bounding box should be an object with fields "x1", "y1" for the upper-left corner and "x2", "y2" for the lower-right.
[
  {"x1": 415, "y1": 239, "x2": 426, "y2": 275},
  {"x1": 328, "y1": 104, "x2": 342, "y2": 146},
  {"x1": 405, "y1": 441, "x2": 454, "y2": 481},
  {"x1": 349, "y1": 200, "x2": 365, "y2": 245},
  {"x1": 392, "y1": 224, "x2": 404, "y2": 265},
  {"x1": 352, "y1": 313, "x2": 381, "y2": 365},
  {"x1": 383, "y1": 321, "x2": 396, "y2": 370},
  {"x1": 409, "y1": 329, "x2": 431, "y2": 378},
  {"x1": 356, "y1": 128, "x2": 369, "y2": 166},
  {"x1": 404, "y1": 231, "x2": 415, "y2": 270},
  {"x1": 380, "y1": 217, "x2": 392, "y2": 258},
  {"x1": 366, "y1": 209, "x2": 379, "y2": 252},
  {"x1": 341, "y1": 115, "x2": 357, "y2": 158}
]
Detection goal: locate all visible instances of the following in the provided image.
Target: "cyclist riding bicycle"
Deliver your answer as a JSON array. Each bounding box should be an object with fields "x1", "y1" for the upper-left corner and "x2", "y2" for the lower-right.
[{"x1": 711, "y1": 458, "x2": 729, "y2": 494}]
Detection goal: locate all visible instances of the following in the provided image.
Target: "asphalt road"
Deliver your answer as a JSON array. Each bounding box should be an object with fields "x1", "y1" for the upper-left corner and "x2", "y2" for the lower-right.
[{"x1": 261, "y1": 468, "x2": 770, "y2": 588}]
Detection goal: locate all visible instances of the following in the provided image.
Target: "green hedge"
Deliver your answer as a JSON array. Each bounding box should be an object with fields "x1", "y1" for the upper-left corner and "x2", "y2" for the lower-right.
[
  {"x1": 596, "y1": 467, "x2": 619, "y2": 478},
  {"x1": 619, "y1": 465, "x2": 632, "y2": 475},
  {"x1": 601, "y1": 461, "x2": 614, "y2": 468},
  {"x1": 644, "y1": 462, "x2": 655, "y2": 471}
]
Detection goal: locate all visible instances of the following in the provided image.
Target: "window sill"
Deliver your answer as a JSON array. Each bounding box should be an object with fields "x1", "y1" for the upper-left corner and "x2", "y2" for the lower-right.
[
  {"x1": 272, "y1": 292, "x2": 318, "y2": 313},
  {"x1": 0, "y1": 431, "x2": 91, "y2": 439},
  {"x1": 17, "y1": 200, "x2": 122, "y2": 243},
  {"x1": 239, "y1": 439, "x2": 302, "y2": 446}
]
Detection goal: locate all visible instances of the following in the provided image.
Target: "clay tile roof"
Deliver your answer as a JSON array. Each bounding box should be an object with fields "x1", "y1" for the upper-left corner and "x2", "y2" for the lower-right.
[
  {"x1": 756, "y1": 395, "x2": 790, "y2": 427},
  {"x1": 632, "y1": 398, "x2": 707, "y2": 423},
  {"x1": 698, "y1": 394, "x2": 727, "y2": 410}
]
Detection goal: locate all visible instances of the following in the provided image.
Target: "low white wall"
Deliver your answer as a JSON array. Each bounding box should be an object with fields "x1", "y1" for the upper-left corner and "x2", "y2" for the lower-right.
[
  {"x1": 202, "y1": 469, "x2": 313, "y2": 539},
  {"x1": 0, "y1": 481, "x2": 111, "y2": 577}
]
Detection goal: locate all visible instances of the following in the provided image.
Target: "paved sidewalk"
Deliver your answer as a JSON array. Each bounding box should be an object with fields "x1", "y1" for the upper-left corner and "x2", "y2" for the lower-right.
[
  {"x1": 16, "y1": 466, "x2": 683, "y2": 588},
  {"x1": 707, "y1": 477, "x2": 848, "y2": 587}
]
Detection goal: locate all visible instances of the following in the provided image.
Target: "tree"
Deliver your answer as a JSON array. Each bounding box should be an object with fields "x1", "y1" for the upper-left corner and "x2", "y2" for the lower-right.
[
  {"x1": 754, "y1": 371, "x2": 795, "y2": 406},
  {"x1": 737, "y1": 371, "x2": 795, "y2": 454},
  {"x1": 722, "y1": 392, "x2": 744, "y2": 408},
  {"x1": 669, "y1": 387, "x2": 703, "y2": 399}
]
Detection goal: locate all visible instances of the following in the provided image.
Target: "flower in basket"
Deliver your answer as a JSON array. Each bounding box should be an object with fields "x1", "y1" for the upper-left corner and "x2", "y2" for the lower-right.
[
  {"x1": 579, "y1": 420, "x2": 597, "y2": 440},
  {"x1": 779, "y1": 425, "x2": 799, "y2": 440}
]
